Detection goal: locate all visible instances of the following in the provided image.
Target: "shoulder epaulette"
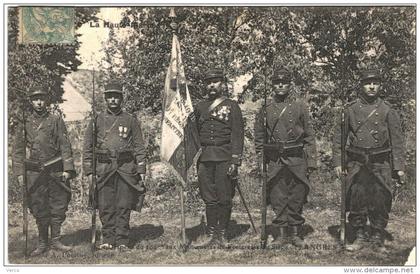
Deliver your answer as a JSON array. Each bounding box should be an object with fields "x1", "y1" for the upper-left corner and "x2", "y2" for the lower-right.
[
  {"x1": 125, "y1": 111, "x2": 134, "y2": 117},
  {"x1": 265, "y1": 99, "x2": 273, "y2": 107},
  {"x1": 344, "y1": 100, "x2": 357, "y2": 108},
  {"x1": 383, "y1": 100, "x2": 393, "y2": 107},
  {"x1": 49, "y1": 112, "x2": 62, "y2": 121}
]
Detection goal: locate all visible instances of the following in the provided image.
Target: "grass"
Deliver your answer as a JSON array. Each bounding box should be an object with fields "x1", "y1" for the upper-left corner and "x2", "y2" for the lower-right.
[{"x1": 7, "y1": 204, "x2": 415, "y2": 266}]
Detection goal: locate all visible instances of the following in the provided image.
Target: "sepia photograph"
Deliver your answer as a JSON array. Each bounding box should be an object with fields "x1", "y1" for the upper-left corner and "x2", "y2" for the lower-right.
[{"x1": 2, "y1": 1, "x2": 417, "y2": 270}]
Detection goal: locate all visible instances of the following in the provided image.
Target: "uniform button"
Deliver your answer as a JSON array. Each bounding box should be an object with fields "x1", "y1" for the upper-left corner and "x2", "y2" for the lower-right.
[
  {"x1": 210, "y1": 137, "x2": 214, "y2": 140},
  {"x1": 375, "y1": 140, "x2": 379, "y2": 143},
  {"x1": 374, "y1": 130, "x2": 378, "y2": 133},
  {"x1": 359, "y1": 138, "x2": 363, "y2": 141},
  {"x1": 289, "y1": 119, "x2": 293, "y2": 122},
  {"x1": 375, "y1": 122, "x2": 378, "y2": 125},
  {"x1": 288, "y1": 111, "x2": 292, "y2": 114},
  {"x1": 358, "y1": 121, "x2": 361, "y2": 124},
  {"x1": 375, "y1": 113, "x2": 379, "y2": 116}
]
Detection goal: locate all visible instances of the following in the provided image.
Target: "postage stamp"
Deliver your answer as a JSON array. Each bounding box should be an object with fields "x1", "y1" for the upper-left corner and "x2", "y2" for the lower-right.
[{"x1": 18, "y1": 7, "x2": 75, "y2": 44}]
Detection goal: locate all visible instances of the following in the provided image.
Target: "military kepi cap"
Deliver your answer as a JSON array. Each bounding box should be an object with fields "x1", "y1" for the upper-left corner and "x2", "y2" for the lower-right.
[
  {"x1": 272, "y1": 67, "x2": 291, "y2": 83},
  {"x1": 360, "y1": 69, "x2": 381, "y2": 82},
  {"x1": 104, "y1": 81, "x2": 123, "y2": 94},
  {"x1": 204, "y1": 68, "x2": 224, "y2": 82},
  {"x1": 28, "y1": 86, "x2": 48, "y2": 97}
]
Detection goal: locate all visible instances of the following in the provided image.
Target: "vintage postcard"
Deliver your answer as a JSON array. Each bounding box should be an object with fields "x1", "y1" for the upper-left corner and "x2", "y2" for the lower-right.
[
  {"x1": 18, "y1": 7, "x2": 75, "y2": 44},
  {"x1": 3, "y1": 2, "x2": 417, "y2": 272}
]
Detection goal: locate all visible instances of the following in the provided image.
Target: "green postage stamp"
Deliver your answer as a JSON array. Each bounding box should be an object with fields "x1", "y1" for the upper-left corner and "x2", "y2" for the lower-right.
[{"x1": 18, "y1": 7, "x2": 75, "y2": 44}]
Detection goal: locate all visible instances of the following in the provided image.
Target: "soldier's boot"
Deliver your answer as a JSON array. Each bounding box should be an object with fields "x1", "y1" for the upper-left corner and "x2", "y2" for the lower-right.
[
  {"x1": 218, "y1": 228, "x2": 230, "y2": 248},
  {"x1": 290, "y1": 225, "x2": 305, "y2": 248},
  {"x1": 371, "y1": 229, "x2": 387, "y2": 253},
  {"x1": 197, "y1": 205, "x2": 219, "y2": 248},
  {"x1": 345, "y1": 228, "x2": 368, "y2": 252},
  {"x1": 198, "y1": 225, "x2": 218, "y2": 248},
  {"x1": 271, "y1": 227, "x2": 289, "y2": 247},
  {"x1": 30, "y1": 223, "x2": 49, "y2": 257},
  {"x1": 217, "y1": 205, "x2": 232, "y2": 248},
  {"x1": 50, "y1": 223, "x2": 72, "y2": 252}
]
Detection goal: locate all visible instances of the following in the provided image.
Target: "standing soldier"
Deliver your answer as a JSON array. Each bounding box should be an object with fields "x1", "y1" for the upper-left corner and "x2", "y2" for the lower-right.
[
  {"x1": 254, "y1": 67, "x2": 317, "y2": 247},
  {"x1": 333, "y1": 68, "x2": 405, "y2": 252},
  {"x1": 83, "y1": 81, "x2": 146, "y2": 251},
  {"x1": 13, "y1": 86, "x2": 76, "y2": 256},
  {"x1": 195, "y1": 68, "x2": 244, "y2": 247}
]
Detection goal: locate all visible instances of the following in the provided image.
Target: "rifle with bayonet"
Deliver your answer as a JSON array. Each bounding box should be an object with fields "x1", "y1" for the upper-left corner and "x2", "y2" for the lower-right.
[
  {"x1": 21, "y1": 100, "x2": 29, "y2": 257},
  {"x1": 340, "y1": 109, "x2": 348, "y2": 248},
  {"x1": 88, "y1": 68, "x2": 98, "y2": 253},
  {"x1": 260, "y1": 68, "x2": 268, "y2": 249}
]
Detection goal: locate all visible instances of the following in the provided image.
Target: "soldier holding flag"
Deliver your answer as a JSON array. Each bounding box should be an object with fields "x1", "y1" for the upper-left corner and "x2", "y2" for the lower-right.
[{"x1": 194, "y1": 69, "x2": 244, "y2": 247}]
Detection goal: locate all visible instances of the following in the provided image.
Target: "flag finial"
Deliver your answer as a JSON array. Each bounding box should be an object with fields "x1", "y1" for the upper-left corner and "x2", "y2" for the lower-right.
[
  {"x1": 169, "y1": 7, "x2": 176, "y2": 18},
  {"x1": 169, "y1": 8, "x2": 178, "y2": 33}
]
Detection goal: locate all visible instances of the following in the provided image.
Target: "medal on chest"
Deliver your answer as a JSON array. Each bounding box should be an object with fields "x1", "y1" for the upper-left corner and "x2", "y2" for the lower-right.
[
  {"x1": 118, "y1": 125, "x2": 128, "y2": 138},
  {"x1": 211, "y1": 105, "x2": 231, "y2": 121}
]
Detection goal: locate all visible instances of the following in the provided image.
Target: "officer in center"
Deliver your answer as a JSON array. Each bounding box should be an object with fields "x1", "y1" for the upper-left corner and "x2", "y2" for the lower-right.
[{"x1": 194, "y1": 68, "x2": 244, "y2": 247}]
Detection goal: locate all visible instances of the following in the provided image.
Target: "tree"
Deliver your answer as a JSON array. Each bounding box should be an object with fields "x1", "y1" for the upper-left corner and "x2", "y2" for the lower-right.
[
  {"x1": 8, "y1": 7, "x2": 99, "y2": 133},
  {"x1": 95, "y1": 6, "x2": 416, "y2": 159}
]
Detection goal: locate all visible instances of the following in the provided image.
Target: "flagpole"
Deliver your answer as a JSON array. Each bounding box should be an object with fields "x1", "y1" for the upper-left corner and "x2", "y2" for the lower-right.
[{"x1": 169, "y1": 7, "x2": 188, "y2": 251}]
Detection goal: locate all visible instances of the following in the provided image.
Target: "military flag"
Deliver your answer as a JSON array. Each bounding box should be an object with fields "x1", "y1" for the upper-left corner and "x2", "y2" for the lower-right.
[{"x1": 161, "y1": 33, "x2": 200, "y2": 184}]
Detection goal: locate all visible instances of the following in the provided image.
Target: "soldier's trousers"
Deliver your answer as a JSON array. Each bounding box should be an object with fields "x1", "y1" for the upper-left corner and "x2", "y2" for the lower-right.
[
  {"x1": 269, "y1": 167, "x2": 306, "y2": 227},
  {"x1": 348, "y1": 167, "x2": 389, "y2": 231},
  {"x1": 29, "y1": 176, "x2": 71, "y2": 227},
  {"x1": 198, "y1": 161, "x2": 234, "y2": 208},
  {"x1": 98, "y1": 174, "x2": 135, "y2": 246},
  {"x1": 198, "y1": 161, "x2": 235, "y2": 229}
]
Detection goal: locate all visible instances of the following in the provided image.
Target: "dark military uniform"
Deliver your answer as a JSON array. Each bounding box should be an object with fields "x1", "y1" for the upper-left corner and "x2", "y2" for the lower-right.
[
  {"x1": 255, "y1": 100, "x2": 316, "y2": 224},
  {"x1": 13, "y1": 88, "x2": 75, "y2": 254},
  {"x1": 254, "y1": 68, "x2": 316, "y2": 244},
  {"x1": 195, "y1": 69, "x2": 244, "y2": 243},
  {"x1": 83, "y1": 83, "x2": 146, "y2": 248},
  {"x1": 332, "y1": 71, "x2": 405, "y2": 247}
]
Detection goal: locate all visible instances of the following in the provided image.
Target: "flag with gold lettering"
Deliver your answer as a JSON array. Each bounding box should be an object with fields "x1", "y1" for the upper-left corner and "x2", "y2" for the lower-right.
[{"x1": 161, "y1": 34, "x2": 200, "y2": 184}]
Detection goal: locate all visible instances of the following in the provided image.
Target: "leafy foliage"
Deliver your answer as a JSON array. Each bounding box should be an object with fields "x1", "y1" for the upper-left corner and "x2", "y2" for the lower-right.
[
  {"x1": 8, "y1": 7, "x2": 416, "y2": 212},
  {"x1": 98, "y1": 6, "x2": 416, "y2": 212},
  {"x1": 7, "y1": 7, "x2": 99, "y2": 134},
  {"x1": 102, "y1": 6, "x2": 415, "y2": 167}
]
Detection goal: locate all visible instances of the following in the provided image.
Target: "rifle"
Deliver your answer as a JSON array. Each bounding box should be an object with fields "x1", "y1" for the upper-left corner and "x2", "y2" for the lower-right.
[
  {"x1": 21, "y1": 100, "x2": 28, "y2": 257},
  {"x1": 260, "y1": 67, "x2": 268, "y2": 249},
  {"x1": 339, "y1": 109, "x2": 348, "y2": 248},
  {"x1": 88, "y1": 68, "x2": 97, "y2": 253}
]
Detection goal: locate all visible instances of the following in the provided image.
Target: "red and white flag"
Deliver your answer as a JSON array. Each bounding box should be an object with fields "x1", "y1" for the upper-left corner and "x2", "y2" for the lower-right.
[{"x1": 161, "y1": 34, "x2": 200, "y2": 184}]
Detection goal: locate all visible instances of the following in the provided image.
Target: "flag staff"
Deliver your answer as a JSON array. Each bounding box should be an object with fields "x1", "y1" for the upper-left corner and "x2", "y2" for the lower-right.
[{"x1": 169, "y1": 7, "x2": 188, "y2": 251}]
